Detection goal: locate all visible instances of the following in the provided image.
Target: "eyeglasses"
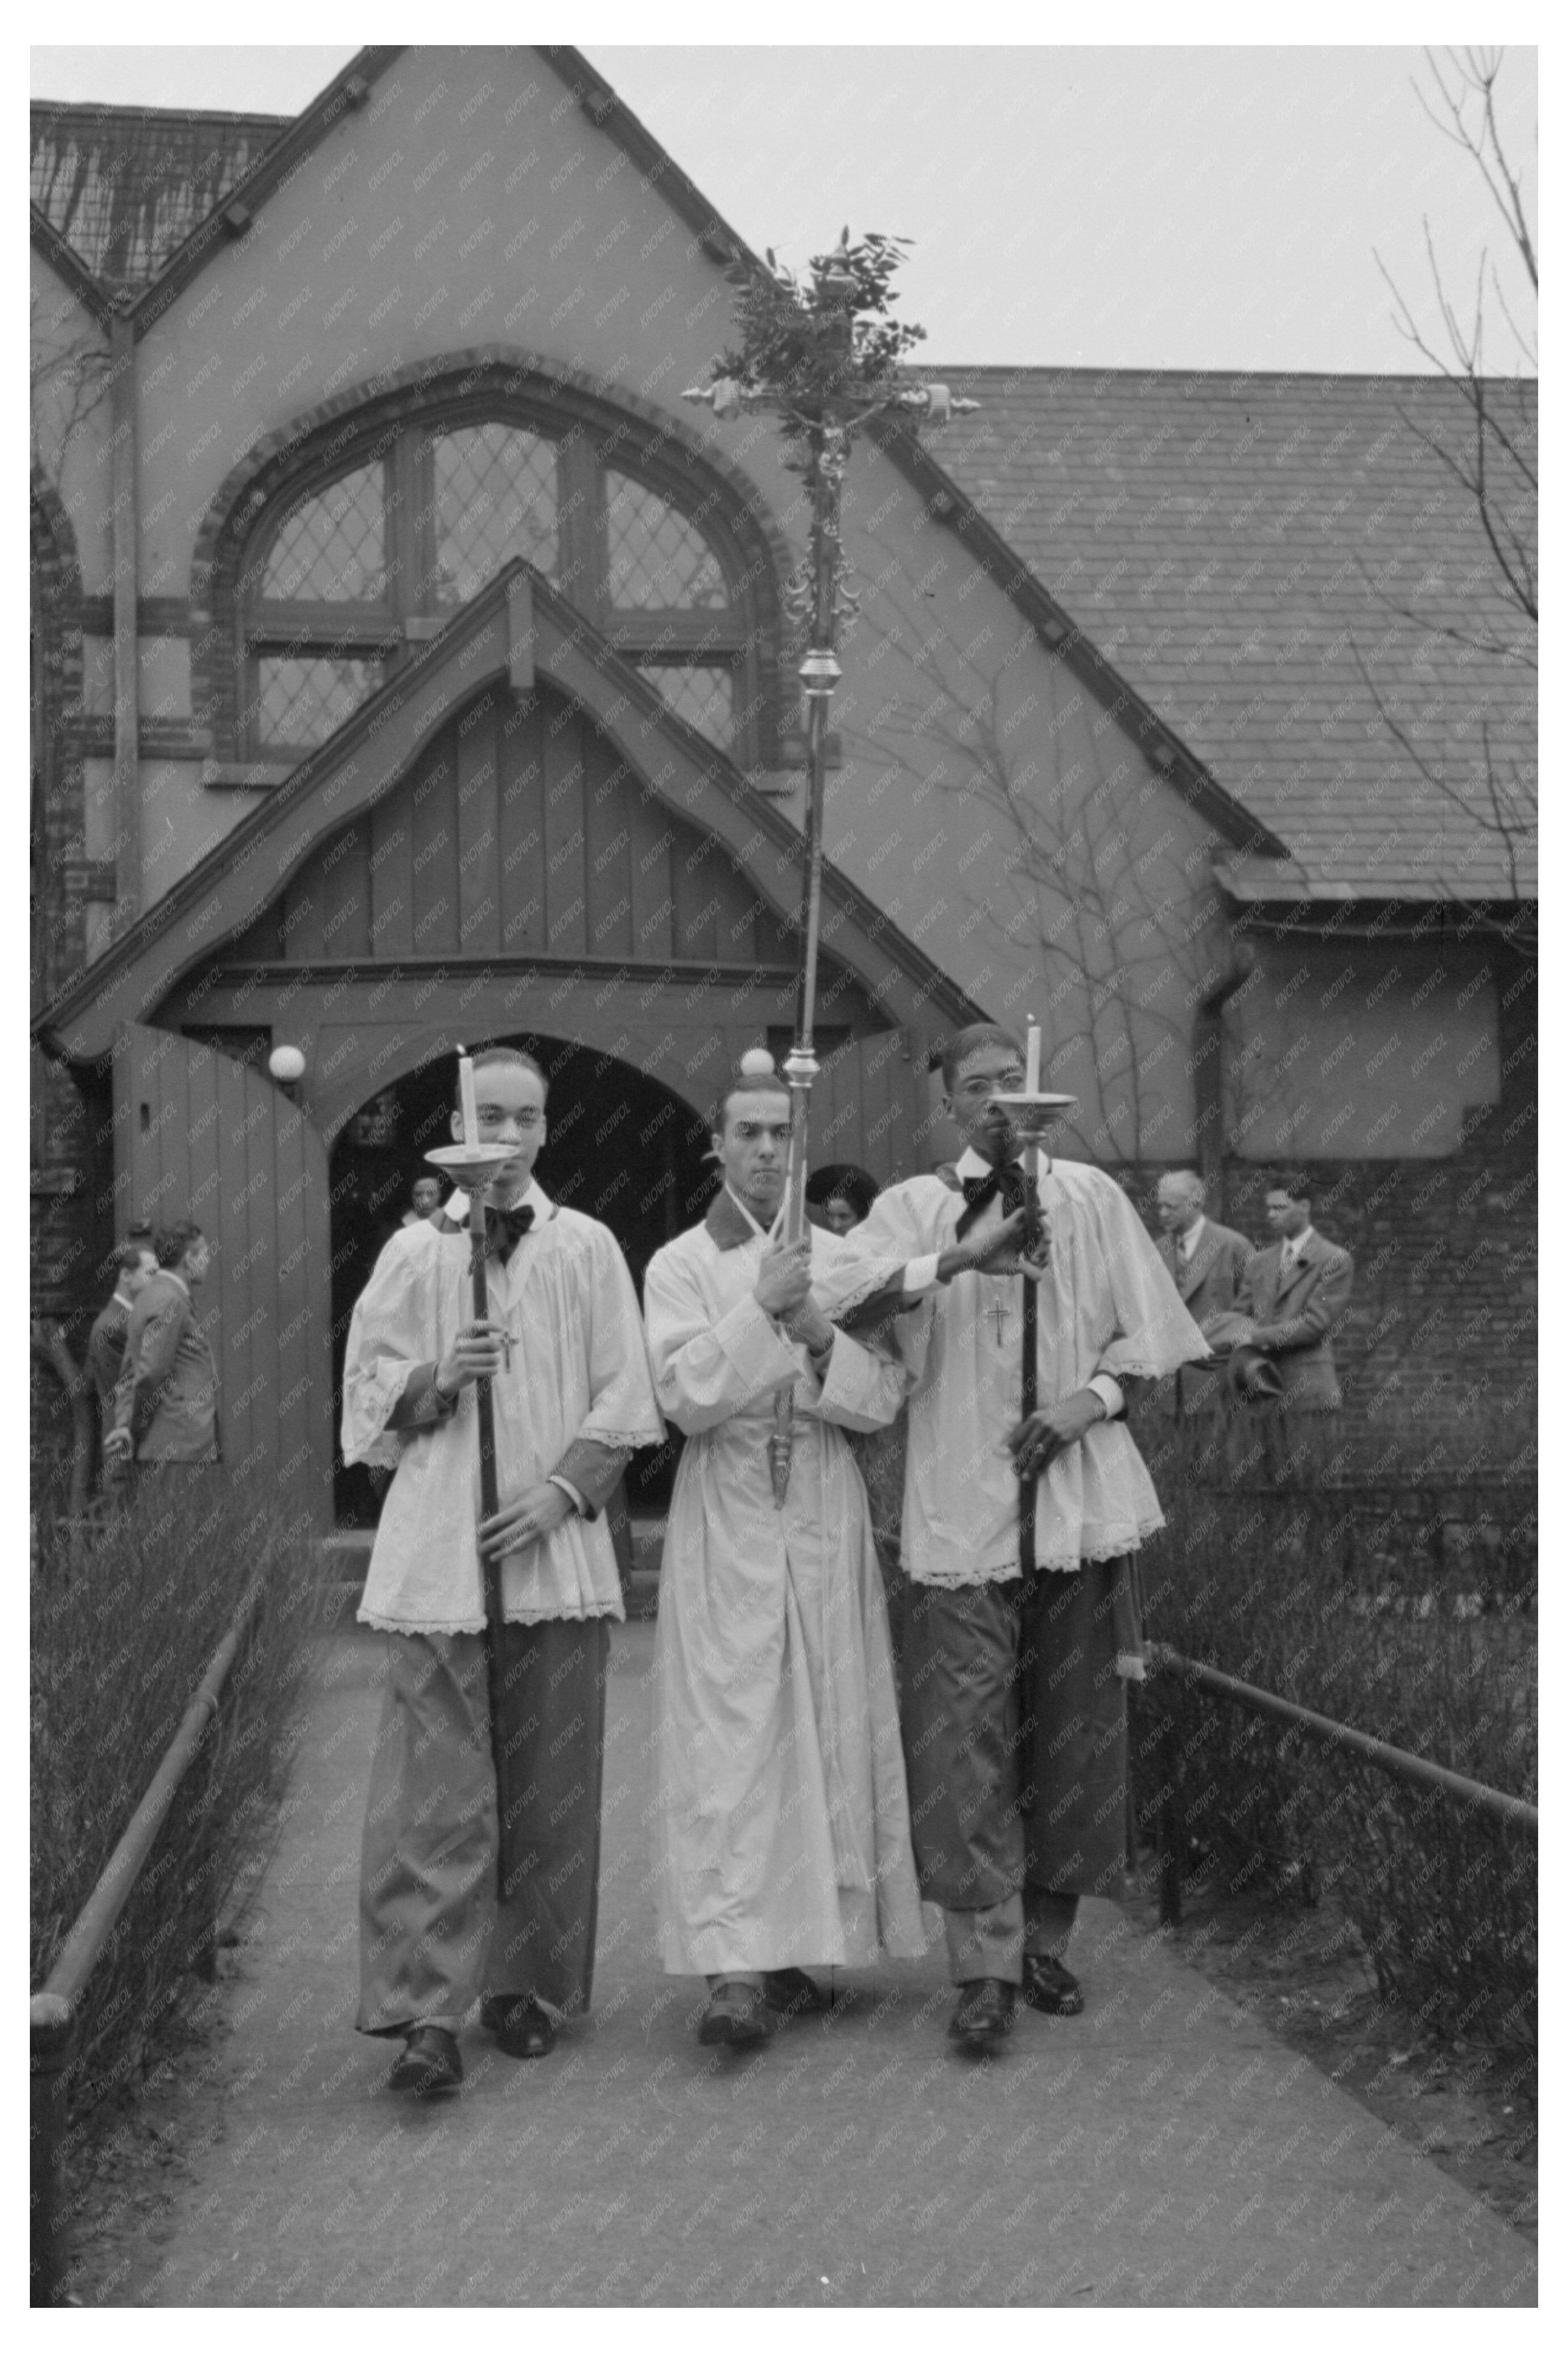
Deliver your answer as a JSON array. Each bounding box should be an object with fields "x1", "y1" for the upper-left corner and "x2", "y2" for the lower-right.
[
  {"x1": 953, "y1": 1069, "x2": 1025, "y2": 1098},
  {"x1": 477, "y1": 1108, "x2": 545, "y2": 1131}
]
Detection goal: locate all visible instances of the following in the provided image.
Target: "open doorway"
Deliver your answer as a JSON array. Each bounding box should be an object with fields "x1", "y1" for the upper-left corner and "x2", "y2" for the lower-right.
[{"x1": 330, "y1": 1036, "x2": 715, "y2": 1527}]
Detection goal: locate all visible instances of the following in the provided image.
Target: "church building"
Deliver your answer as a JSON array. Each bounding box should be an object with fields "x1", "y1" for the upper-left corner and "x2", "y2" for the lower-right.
[{"x1": 30, "y1": 47, "x2": 1536, "y2": 1524}]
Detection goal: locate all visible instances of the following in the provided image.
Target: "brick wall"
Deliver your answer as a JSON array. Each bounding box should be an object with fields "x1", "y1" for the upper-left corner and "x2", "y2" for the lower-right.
[{"x1": 1215, "y1": 957, "x2": 1536, "y2": 1432}]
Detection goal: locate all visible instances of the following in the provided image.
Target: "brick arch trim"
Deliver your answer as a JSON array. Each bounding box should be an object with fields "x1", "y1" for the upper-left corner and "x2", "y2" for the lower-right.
[
  {"x1": 30, "y1": 461, "x2": 85, "y2": 645},
  {"x1": 31, "y1": 464, "x2": 87, "y2": 1010},
  {"x1": 188, "y1": 346, "x2": 798, "y2": 761}
]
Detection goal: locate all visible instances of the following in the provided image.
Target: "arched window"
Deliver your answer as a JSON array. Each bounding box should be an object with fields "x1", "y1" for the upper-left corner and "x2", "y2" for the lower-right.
[{"x1": 231, "y1": 392, "x2": 771, "y2": 764}]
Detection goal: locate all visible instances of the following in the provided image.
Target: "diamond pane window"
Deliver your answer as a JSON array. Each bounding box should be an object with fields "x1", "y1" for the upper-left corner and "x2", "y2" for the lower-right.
[
  {"x1": 256, "y1": 655, "x2": 385, "y2": 747},
  {"x1": 262, "y1": 465, "x2": 386, "y2": 601},
  {"x1": 432, "y1": 425, "x2": 558, "y2": 605},
  {"x1": 606, "y1": 472, "x2": 728, "y2": 609},
  {"x1": 640, "y1": 665, "x2": 734, "y2": 747}
]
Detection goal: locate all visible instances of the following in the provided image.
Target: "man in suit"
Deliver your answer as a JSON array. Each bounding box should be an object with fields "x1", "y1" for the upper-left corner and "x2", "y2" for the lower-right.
[
  {"x1": 103, "y1": 1219, "x2": 220, "y2": 1473},
  {"x1": 85, "y1": 1241, "x2": 159, "y2": 1447},
  {"x1": 1152, "y1": 1173, "x2": 1253, "y2": 1424},
  {"x1": 1228, "y1": 1174, "x2": 1353, "y2": 1474}
]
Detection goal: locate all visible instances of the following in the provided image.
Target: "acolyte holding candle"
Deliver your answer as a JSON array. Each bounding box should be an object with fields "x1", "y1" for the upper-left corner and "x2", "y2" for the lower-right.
[
  {"x1": 338, "y1": 1042, "x2": 661, "y2": 2096},
  {"x1": 842, "y1": 1019, "x2": 1211, "y2": 2053}
]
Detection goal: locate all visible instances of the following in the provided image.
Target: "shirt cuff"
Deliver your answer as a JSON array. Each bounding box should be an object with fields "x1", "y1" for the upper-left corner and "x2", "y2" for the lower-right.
[
  {"x1": 901, "y1": 1252, "x2": 942, "y2": 1295},
  {"x1": 1086, "y1": 1374, "x2": 1125, "y2": 1421},
  {"x1": 547, "y1": 1474, "x2": 586, "y2": 1518}
]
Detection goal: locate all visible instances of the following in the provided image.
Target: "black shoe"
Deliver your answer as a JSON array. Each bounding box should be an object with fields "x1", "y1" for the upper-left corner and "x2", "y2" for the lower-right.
[
  {"x1": 387, "y1": 2024, "x2": 463, "y2": 2094},
  {"x1": 1020, "y1": 1953, "x2": 1085, "y2": 2016},
  {"x1": 698, "y1": 1980, "x2": 775, "y2": 2048},
  {"x1": 481, "y1": 1994, "x2": 556, "y2": 2059},
  {"x1": 762, "y1": 1968, "x2": 832, "y2": 2016},
  {"x1": 947, "y1": 1978, "x2": 1015, "y2": 2055}
]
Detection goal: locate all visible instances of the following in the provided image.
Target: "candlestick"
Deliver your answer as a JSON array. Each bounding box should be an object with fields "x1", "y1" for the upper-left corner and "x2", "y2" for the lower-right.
[
  {"x1": 457, "y1": 1045, "x2": 479, "y2": 1146},
  {"x1": 1025, "y1": 1019, "x2": 1041, "y2": 1095}
]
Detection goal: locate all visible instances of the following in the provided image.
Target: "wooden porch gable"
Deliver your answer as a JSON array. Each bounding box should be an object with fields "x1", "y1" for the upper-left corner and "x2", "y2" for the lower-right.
[{"x1": 229, "y1": 681, "x2": 802, "y2": 974}]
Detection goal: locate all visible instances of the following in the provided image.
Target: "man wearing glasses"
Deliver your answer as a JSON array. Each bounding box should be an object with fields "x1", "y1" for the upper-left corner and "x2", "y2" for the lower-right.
[
  {"x1": 342, "y1": 1046, "x2": 661, "y2": 2094},
  {"x1": 848, "y1": 1024, "x2": 1206, "y2": 2055}
]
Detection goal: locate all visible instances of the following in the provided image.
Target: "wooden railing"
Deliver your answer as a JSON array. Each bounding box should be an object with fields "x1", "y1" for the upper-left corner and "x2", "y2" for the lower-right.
[{"x1": 30, "y1": 1589, "x2": 260, "y2": 2308}]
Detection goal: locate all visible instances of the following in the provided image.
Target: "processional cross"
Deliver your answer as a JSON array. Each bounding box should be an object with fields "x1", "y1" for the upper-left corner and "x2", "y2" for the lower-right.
[{"x1": 684, "y1": 232, "x2": 978, "y2": 1503}]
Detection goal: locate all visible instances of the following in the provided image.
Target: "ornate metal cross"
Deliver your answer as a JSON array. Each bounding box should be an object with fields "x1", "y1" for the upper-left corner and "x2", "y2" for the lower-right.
[{"x1": 684, "y1": 232, "x2": 977, "y2": 1502}]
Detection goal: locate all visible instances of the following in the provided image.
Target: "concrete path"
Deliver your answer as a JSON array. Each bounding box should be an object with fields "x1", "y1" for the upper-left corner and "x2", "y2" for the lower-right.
[{"x1": 91, "y1": 1623, "x2": 1536, "y2": 2308}]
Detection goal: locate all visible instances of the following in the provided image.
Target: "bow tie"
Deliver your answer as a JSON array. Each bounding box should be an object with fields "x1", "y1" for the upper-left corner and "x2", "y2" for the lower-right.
[
  {"x1": 484, "y1": 1201, "x2": 535, "y2": 1262},
  {"x1": 956, "y1": 1160, "x2": 1026, "y2": 1238}
]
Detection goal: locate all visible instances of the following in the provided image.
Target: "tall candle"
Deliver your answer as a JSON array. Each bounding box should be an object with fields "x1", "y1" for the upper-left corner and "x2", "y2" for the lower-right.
[
  {"x1": 1025, "y1": 1018, "x2": 1040, "y2": 1095},
  {"x1": 457, "y1": 1045, "x2": 479, "y2": 1145}
]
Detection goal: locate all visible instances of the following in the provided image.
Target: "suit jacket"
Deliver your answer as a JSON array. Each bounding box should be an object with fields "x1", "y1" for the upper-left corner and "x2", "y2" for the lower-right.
[
  {"x1": 1156, "y1": 1220, "x2": 1255, "y2": 1415},
  {"x1": 1240, "y1": 1232, "x2": 1353, "y2": 1411},
  {"x1": 86, "y1": 1297, "x2": 133, "y2": 1417},
  {"x1": 112, "y1": 1271, "x2": 220, "y2": 1464}
]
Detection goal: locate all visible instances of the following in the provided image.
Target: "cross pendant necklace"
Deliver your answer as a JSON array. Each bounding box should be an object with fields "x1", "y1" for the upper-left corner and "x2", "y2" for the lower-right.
[{"x1": 993, "y1": 1296, "x2": 1007, "y2": 1345}]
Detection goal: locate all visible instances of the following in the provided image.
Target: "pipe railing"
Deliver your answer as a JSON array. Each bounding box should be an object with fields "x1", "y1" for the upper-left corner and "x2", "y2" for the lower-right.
[
  {"x1": 1146, "y1": 1639, "x2": 1538, "y2": 1927},
  {"x1": 30, "y1": 1585, "x2": 261, "y2": 2307}
]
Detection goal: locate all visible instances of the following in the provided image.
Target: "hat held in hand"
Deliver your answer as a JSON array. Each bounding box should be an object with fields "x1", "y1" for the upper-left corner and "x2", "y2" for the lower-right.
[{"x1": 1203, "y1": 1311, "x2": 1287, "y2": 1405}]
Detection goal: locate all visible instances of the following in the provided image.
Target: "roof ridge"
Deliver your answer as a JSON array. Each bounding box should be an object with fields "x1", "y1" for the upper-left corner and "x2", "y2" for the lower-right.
[
  {"x1": 30, "y1": 98, "x2": 292, "y2": 128},
  {"x1": 926, "y1": 362, "x2": 1539, "y2": 389}
]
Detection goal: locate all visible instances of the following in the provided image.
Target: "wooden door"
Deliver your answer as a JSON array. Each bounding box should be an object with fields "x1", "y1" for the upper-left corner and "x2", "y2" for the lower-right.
[
  {"x1": 806, "y1": 1029, "x2": 929, "y2": 1188},
  {"x1": 111, "y1": 1023, "x2": 332, "y2": 1530}
]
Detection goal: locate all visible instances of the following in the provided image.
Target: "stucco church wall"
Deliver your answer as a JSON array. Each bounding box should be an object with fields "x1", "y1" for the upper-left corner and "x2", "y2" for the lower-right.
[{"x1": 93, "y1": 44, "x2": 1239, "y2": 1159}]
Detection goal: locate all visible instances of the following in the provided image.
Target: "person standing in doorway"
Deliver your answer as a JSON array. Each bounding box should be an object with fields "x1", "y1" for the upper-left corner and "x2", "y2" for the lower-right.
[{"x1": 401, "y1": 1176, "x2": 443, "y2": 1226}]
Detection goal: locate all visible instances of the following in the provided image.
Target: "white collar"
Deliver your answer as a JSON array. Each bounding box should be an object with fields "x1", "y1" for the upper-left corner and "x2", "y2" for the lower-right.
[
  {"x1": 445, "y1": 1177, "x2": 553, "y2": 1224},
  {"x1": 162, "y1": 1270, "x2": 190, "y2": 1300},
  {"x1": 1178, "y1": 1214, "x2": 1207, "y2": 1256},
  {"x1": 954, "y1": 1144, "x2": 1023, "y2": 1180},
  {"x1": 724, "y1": 1182, "x2": 782, "y2": 1241},
  {"x1": 112, "y1": 1287, "x2": 137, "y2": 1309},
  {"x1": 1281, "y1": 1225, "x2": 1314, "y2": 1260}
]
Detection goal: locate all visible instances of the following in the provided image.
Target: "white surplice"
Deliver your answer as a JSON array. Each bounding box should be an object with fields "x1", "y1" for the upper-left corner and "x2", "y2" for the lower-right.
[
  {"x1": 853, "y1": 1152, "x2": 1210, "y2": 1585},
  {"x1": 341, "y1": 1182, "x2": 662, "y2": 1634},
  {"x1": 645, "y1": 1191, "x2": 926, "y2": 1976}
]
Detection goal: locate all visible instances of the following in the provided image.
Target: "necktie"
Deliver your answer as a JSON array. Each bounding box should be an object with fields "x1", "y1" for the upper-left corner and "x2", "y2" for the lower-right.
[
  {"x1": 484, "y1": 1202, "x2": 535, "y2": 1263},
  {"x1": 956, "y1": 1162, "x2": 1039, "y2": 1577}
]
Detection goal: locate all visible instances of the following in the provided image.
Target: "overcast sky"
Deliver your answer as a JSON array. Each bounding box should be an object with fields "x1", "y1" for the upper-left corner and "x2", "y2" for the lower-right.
[{"x1": 30, "y1": 40, "x2": 1537, "y2": 373}]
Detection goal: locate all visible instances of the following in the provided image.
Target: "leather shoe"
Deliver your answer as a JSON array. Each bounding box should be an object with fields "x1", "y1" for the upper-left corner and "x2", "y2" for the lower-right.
[
  {"x1": 481, "y1": 1994, "x2": 556, "y2": 2058},
  {"x1": 762, "y1": 1968, "x2": 832, "y2": 2016},
  {"x1": 1021, "y1": 1953, "x2": 1085, "y2": 2016},
  {"x1": 947, "y1": 1977, "x2": 1015, "y2": 2055},
  {"x1": 698, "y1": 1980, "x2": 775, "y2": 2048},
  {"x1": 387, "y1": 2024, "x2": 463, "y2": 2094}
]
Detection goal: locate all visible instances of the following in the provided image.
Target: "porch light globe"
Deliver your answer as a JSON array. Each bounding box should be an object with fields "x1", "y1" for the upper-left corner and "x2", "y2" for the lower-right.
[{"x1": 268, "y1": 1045, "x2": 306, "y2": 1085}]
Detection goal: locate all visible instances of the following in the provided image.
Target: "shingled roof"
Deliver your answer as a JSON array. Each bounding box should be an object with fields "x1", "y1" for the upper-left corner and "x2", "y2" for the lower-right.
[
  {"x1": 933, "y1": 368, "x2": 1537, "y2": 904},
  {"x1": 30, "y1": 99, "x2": 287, "y2": 297}
]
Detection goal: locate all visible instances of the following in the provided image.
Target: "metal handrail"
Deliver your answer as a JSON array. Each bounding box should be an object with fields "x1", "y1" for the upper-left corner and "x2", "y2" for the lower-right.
[
  {"x1": 1148, "y1": 1644, "x2": 1538, "y2": 1832},
  {"x1": 30, "y1": 1583, "x2": 262, "y2": 2307},
  {"x1": 1147, "y1": 1638, "x2": 1538, "y2": 1930}
]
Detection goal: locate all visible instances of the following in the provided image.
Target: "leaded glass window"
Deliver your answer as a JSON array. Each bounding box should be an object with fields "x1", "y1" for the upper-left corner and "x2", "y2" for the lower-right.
[
  {"x1": 605, "y1": 472, "x2": 728, "y2": 609},
  {"x1": 238, "y1": 400, "x2": 760, "y2": 763},
  {"x1": 432, "y1": 425, "x2": 557, "y2": 605},
  {"x1": 637, "y1": 664, "x2": 734, "y2": 748},
  {"x1": 262, "y1": 465, "x2": 386, "y2": 602}
]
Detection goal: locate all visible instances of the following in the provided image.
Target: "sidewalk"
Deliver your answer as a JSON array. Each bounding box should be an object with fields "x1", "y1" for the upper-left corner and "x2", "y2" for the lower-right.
[{"x1": 93, "y1": 1622, "x2": 1536, "y2": 2308}]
